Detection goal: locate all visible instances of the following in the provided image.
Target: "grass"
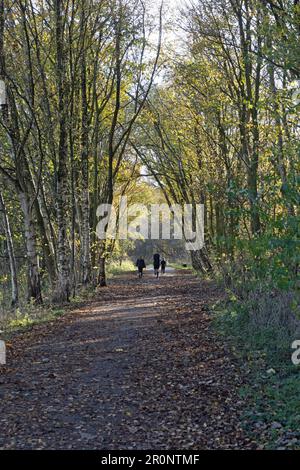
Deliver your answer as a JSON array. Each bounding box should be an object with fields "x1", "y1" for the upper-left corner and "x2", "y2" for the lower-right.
[
  {"x1": 0, "y1": 261, "x2": 136, "y2": 338},
  {"x1": 169, "y1": 262, "x2": 192, "y2": 270},
  {"x1": 0, "y1": 304, "x2": 68, "y2": 338},
  {"x1": 213, "y1": 291, "x2": 300, "y2": 449},
  {"x1": 0, "y1": 286, "x2": 97, "y2": 340},
  {"x1": 106, "y1": 259, "x2": 136, "y2": 277}
]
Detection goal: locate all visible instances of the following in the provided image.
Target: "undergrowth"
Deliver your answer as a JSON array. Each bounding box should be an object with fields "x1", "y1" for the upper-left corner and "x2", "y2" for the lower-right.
[{"x1": 213, "y1": 258, "x2": 300, "y2": 449}]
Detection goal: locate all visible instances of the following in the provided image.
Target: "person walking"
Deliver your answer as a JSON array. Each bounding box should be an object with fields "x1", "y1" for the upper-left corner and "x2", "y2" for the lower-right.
[
  {"x1": 136, "y1": 257, "x2": 146, "y2": 278},
  {"x1": 153, "y1": 253, "x2": 160, "y2": 278}
]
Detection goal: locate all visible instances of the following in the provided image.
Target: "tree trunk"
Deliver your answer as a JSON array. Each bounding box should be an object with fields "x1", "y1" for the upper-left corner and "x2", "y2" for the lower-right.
[
  {"x1": 268, "y1": 60, "x2": 295, "y2": 217},
  {"x1": 80, "y1": 6, "x2": 91, "y2": 285},
  {"x1": 98, "y1": 257, "x2": 107, "y2": 287},
  {"x1": 235, "y1": 1, "x2": 261, "y2": 236},
  {"x1": 190, "y1": 250, "x2": 205, "y2": 273},
  {"x1": 53, "y1": 0, "x2": 70, "y2": 302},
  {"x1": 0, "y1": 191, "x2": 19, "y2": 307},
  {"x1": 247, "y1": 163, "x2": 261, "y2": 235},
  {"x1": 34, "y1": 196, "x2": 57, "y2": 286},
  {"x1": 200, "y1": 248, "x2": 213, "y2": 273},
  {"x1": 19, "y1": 190, "x2": 42, "y2": 303},
  {"x1": 24, "y1": 171, "x2": 57, "y2": 286},
  {"x1": 98, "y1": 15, "x2": 122, "y2": 291}
]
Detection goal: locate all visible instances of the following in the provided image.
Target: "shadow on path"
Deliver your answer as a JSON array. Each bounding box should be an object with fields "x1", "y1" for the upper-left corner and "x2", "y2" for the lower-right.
[{"x1": 0, "y1": 272, "x2": 254, "y2": 449}]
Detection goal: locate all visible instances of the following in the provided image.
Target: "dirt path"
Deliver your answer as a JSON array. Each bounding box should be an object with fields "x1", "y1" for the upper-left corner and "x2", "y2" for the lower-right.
[{"x1": 0, "y1": 271, "x2": 255, "y2": 449}]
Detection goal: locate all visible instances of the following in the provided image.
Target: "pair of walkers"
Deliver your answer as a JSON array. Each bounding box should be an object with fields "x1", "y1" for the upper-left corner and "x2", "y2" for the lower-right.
[{"x1": 136, "y1": 254, "x2": 166, "y2": 278}]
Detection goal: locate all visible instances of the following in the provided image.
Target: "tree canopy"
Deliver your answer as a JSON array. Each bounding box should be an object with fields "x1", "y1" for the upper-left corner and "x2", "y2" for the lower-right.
[{"x1": 0, "y1": 0, "x2": 299, "y2": 308}]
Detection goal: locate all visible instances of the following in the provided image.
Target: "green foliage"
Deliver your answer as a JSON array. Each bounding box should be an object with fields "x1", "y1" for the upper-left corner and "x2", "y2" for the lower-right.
[
  {"x1": 214, "y1": 254, "x2": 300, "y2": 449},
  {"x1": 9, "y1": 310, "x2": 34, "y2": 329},
  {"x1": 106, "y1": 259, "x2": 136, "y2": 278},
  {"x1": 4, "y1": 305, "x2": 58, "y2": 333}
]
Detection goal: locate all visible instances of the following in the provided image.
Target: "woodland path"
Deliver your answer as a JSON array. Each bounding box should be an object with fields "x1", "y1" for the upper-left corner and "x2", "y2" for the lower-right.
[{"x1": 0, "y1": 270, "x2": 256, "y2": 449}]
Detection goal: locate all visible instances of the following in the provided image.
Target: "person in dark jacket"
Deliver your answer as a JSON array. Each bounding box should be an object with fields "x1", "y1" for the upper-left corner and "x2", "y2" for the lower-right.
[
  {"x1": 153, "y1": 253, "x2": 160, "y2": 278},
  {"x1": 136, "y1": 257, "x2": 146, "y2": 278},
  {"x1": 161, "y1": 258, "x2": 166, "y2": 274}
]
